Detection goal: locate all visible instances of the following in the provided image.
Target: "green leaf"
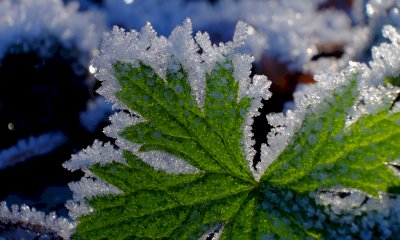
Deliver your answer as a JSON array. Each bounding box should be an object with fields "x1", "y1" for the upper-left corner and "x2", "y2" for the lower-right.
[
  {"x1": 385, "y1": 75, "x2": 400, "y2": 86},
  {"x1": 73, "y1": 62, "x2": 257, "y2": 239},
  {"x1": 253, "y1": 186, "x2": 327, "y2": 240},
  {"x1": 117, "y1": 62, "x2": 253, "y2": 179},
  {"x1": 221, "y1": 187, "x2": 331, "y2": 240},
  {"x1": 74, "y1": 151, "x2": 254, "y2": 239},
  {"x1": 262, "y1": 79, "x2": 400, "y2": 197},
  {"x1": 73, "y1": 61, "x2": 400, "y2": 239}
]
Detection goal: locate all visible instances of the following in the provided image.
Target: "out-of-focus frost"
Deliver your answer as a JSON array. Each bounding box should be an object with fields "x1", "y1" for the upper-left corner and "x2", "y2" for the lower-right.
[
  {"x1": 0, "y1": 132, "x2": 66, "y2": 170},
  {"x1": 0, "y1": 0, "x2": 105, "y2": 65},
  {"x1": 102, "y1": 0, "x2": 367, "y2": 73}
]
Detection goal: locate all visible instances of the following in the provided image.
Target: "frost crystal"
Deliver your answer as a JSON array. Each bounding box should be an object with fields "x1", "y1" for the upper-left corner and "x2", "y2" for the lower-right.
[
  {"x1": 259, "y1": 25, "x2": 400, "y2": 178},
  {"x1": 63, "y1": 140, "x2": 125, "y2": 172},
  {"x1": 243, "y1": 75, "x2": 271, "y2": 175},
  {"x1": 103, "y1": 0, "x2": 367, "y2": 73},
  {"x1": 68, "y1": 176, "x2": 122, "y2": 202},
  {"x1": 257, "y1": 24, "x2": 400, "y2": 237},
  {"x1": 65, "y1": 199, "x2": 93, "y2": 220},
  {"x1": 168, "y1": 19, "x2": 204, "y2": 105},
  {"x1": 93, "y1": 19, "x2": 256, "y2": 109},
  {"x1": 62, "y1": 9, "x2": 400, "y2": 237},
  {"x1": 0, "y1": 201, "x2": 76, "y2": 239},
  {"x1": 102, "y1": 111, "x2": 199, "y2": 174},
  {"x1": 368, "y1": 25, "x2": 400, "y2": 83}
]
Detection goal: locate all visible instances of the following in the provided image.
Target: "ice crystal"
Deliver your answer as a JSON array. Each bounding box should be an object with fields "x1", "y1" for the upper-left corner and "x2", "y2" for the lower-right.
[
  {"x1": 0, "y1": 201, "x2": 76, "y2": 239},
  {"x1": 64, "y1": 199, "x2": 92, "y2": 220},
  {"x1": 103, "y1": 0, "x2": 366, "y2": 73},
  {"x1": 63, "y1": 22, "x2": 270, "y2": 238},
  {"x1": 259, "y1": 25, "x2": 400, "y2": 176},
  {"x1": 63, "y1": 140, "x2": 125, "y2": 172},
  {"x1": 369, "y1": 25, "x2": 400, "y2": 83},
  {"x1": 68, "y1": 176, "x2": 122, "y2": 202},
  {"x1": 316, "y1": 190, "x2": 400, "y2": 238},
  {"x1": 103, "y1": 111, "x2": 200, "y2": 174},
  {"x1": 0, "y1": 1, "x2": 393, "y2": 238}
]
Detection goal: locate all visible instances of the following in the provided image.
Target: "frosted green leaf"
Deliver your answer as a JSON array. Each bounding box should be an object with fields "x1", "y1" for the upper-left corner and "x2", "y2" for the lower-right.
[
  {"x1": 74, "y1": 56, "x2": 400, "y2": 239},
  {"x1": 116, "y1": 62, "x2": 253, "y2": 179},
  {"x1": 73, "y1": 59, "x2": 400, "y2": 239},
  {"x1": 72, "y1": 62, "x2": 257, "y2": 239},
  {"x1": 74, "y1": 151, "x2": 253, "y2": 239},
  {"x1": 72, "y1": 22, "x2": 400, "y2": 239},
  {"x1": 261, "y1": 79, "x2": 400, "y2": 198}
]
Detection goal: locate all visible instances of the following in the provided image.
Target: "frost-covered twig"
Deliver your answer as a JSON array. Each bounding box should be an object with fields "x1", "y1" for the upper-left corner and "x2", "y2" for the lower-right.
[{"x1": 0, "y1": 202, "x2": 76, "y2": 239}]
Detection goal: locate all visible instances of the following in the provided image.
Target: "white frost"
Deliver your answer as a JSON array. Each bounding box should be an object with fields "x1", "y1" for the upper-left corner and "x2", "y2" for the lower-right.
[
  {"x1": 68, "y1": 176, "x2": 122, "y2": 202},
  {"x1": 63, "y1": 140, "x2": 125, "y2": 172},
  {"x1": 103, "y1": 0, "x2": 367, "y2": 73},
  {"x1": 0, "y1": 201, "x2": 76, "y2": 239},
  {"x1": 316, "y1": 190, "x2": 400, "y2": 238},
  {"x1": 368, "y1": 25, "x2": 400, "y2": 84}
]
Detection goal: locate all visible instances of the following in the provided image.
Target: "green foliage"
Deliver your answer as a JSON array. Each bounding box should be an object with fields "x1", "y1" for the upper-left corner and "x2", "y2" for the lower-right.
[
  {"x1": 73, "y1": 62, "x2": 400, "y2": 239},
  {"x1": 385, "y1": 75, "x2": 400, "y2": 86},
  {"x1": 262, "y1": 79, "x2": 400, "y2": 198},
  {"x1": 116, "y1": 62, "x2": 253, "y2": 179}
]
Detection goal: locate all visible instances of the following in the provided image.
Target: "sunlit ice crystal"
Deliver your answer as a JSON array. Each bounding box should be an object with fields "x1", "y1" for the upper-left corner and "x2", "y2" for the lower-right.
[
  {"x1": 92, "y1": 18, "x2": 259, "y2": 110},
  {"x1": 368, "y1": 25, "x2": 400, "y2": 84}
]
